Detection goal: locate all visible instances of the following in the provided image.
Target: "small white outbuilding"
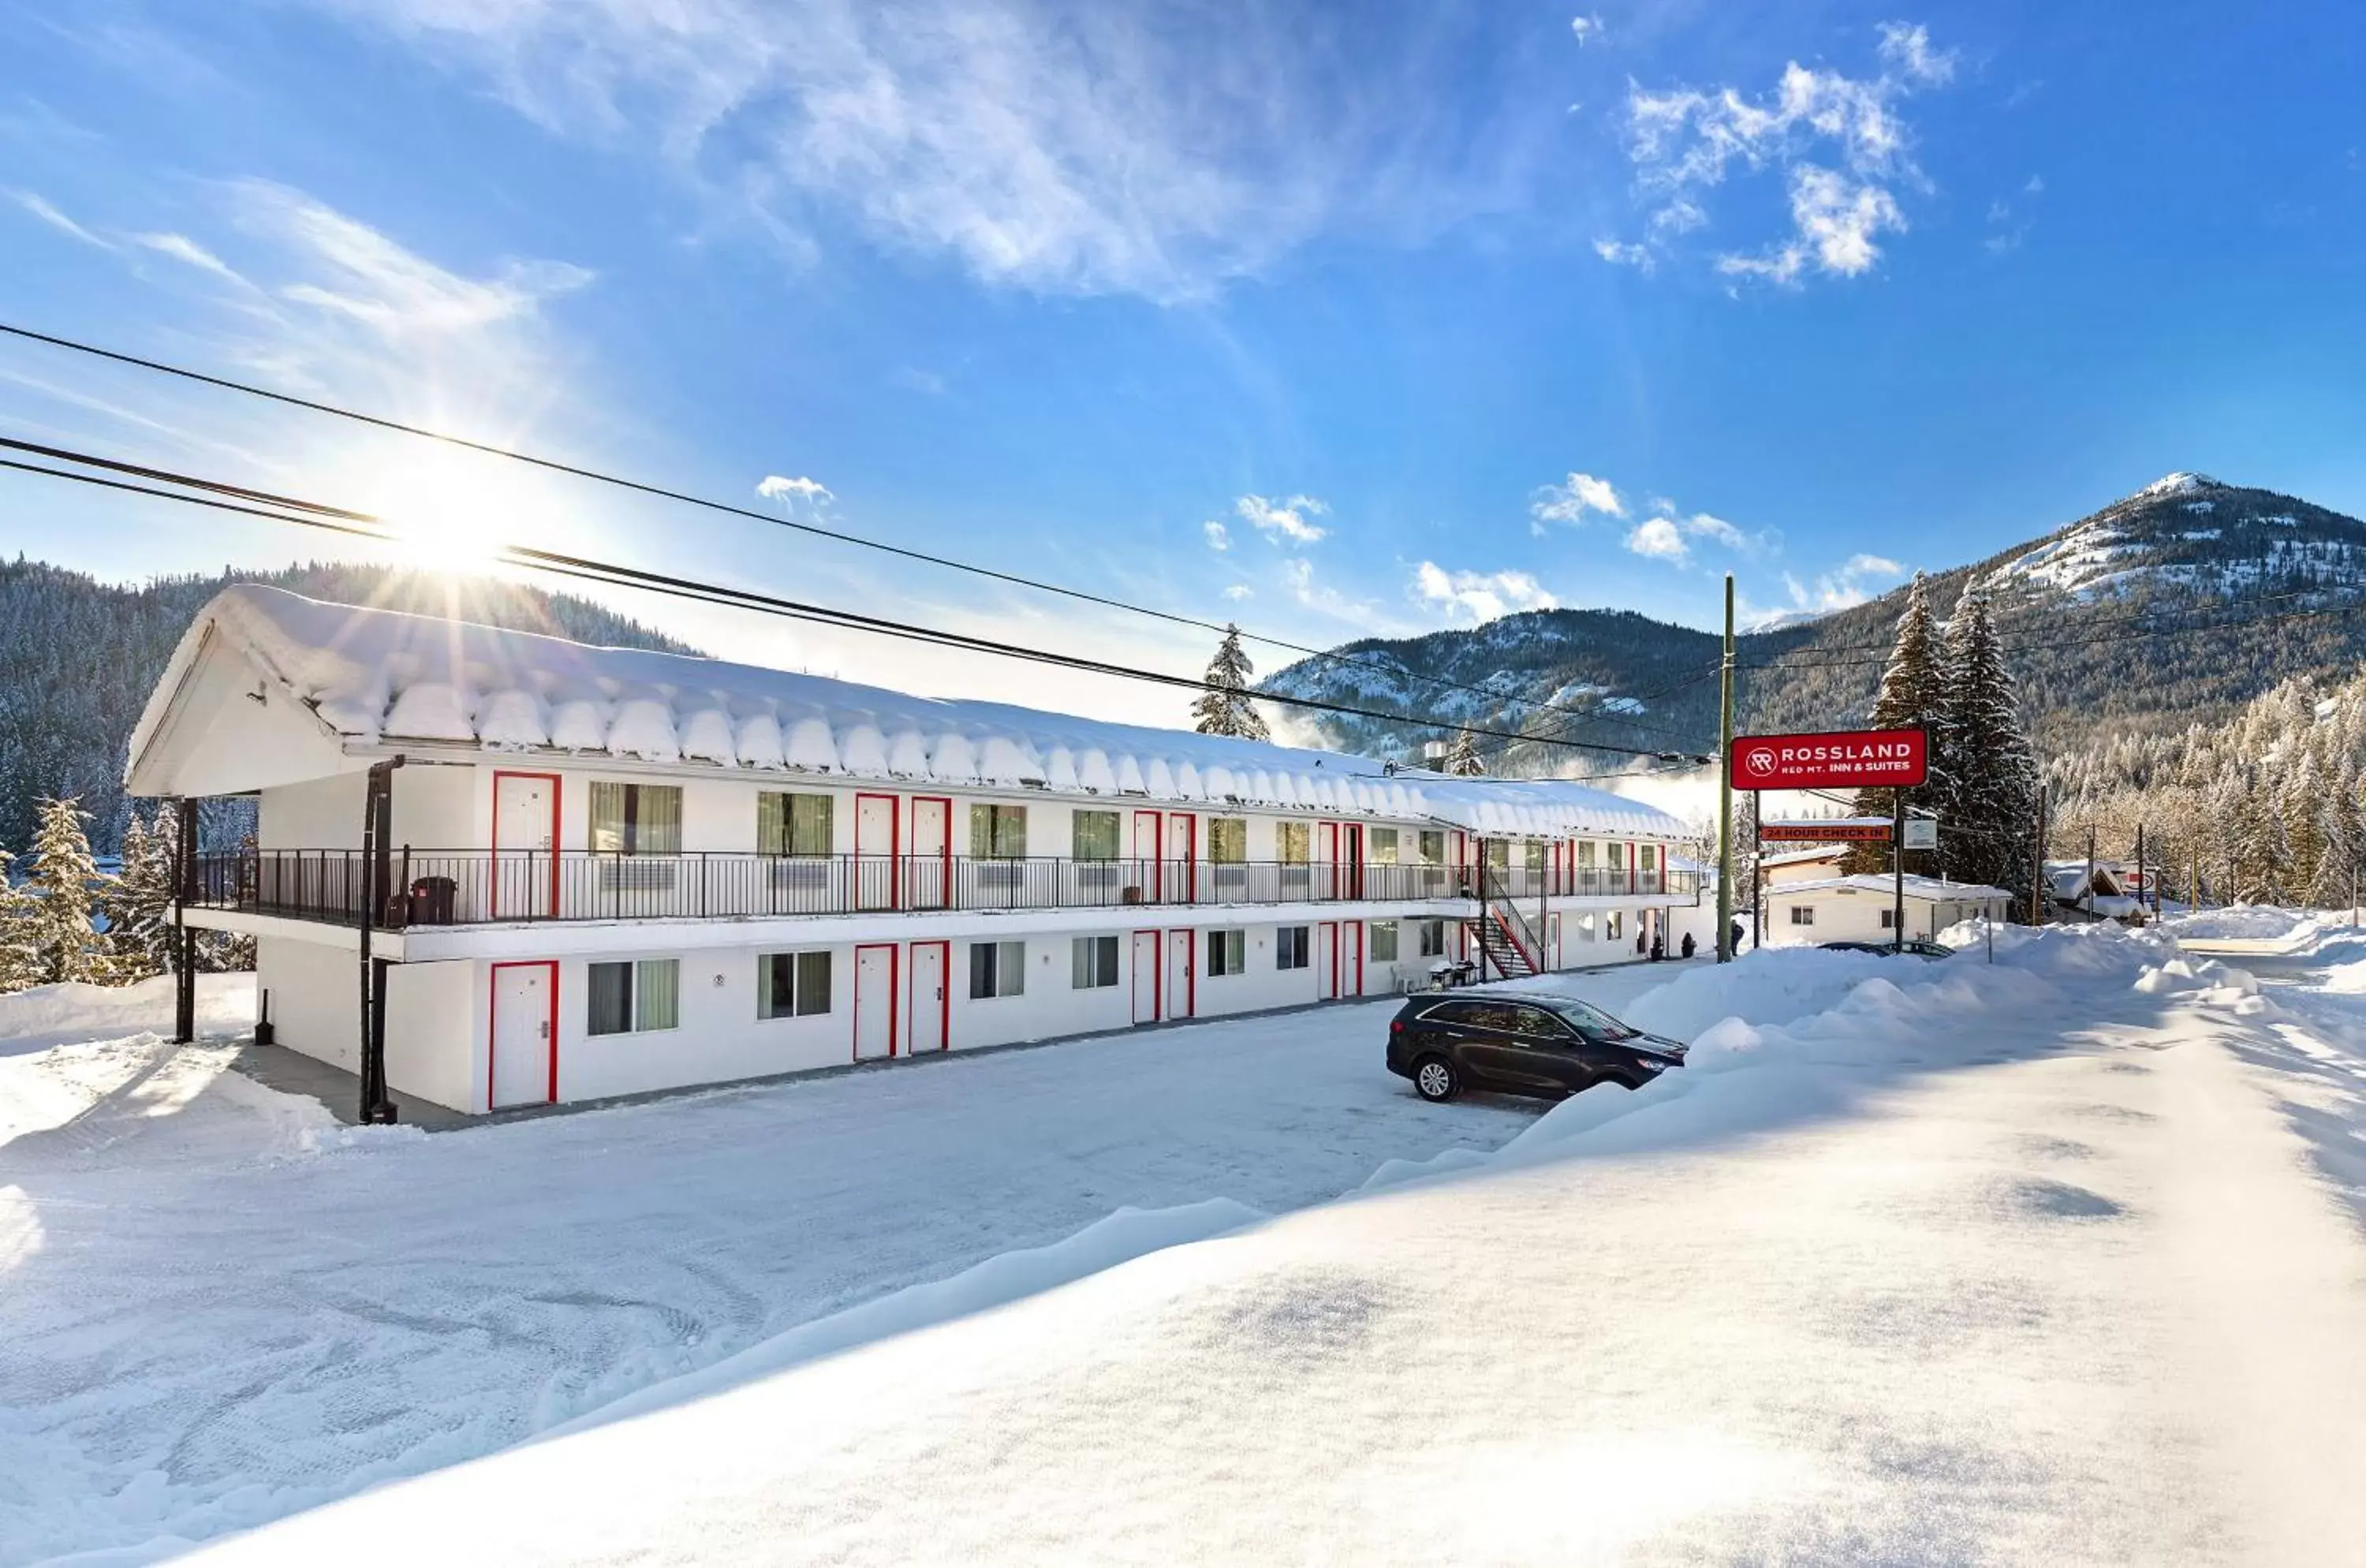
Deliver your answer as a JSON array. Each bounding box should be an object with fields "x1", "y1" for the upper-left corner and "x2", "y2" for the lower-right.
[{"x1": 1763, "y1": 874, "x2": 2013, "y2": 946}]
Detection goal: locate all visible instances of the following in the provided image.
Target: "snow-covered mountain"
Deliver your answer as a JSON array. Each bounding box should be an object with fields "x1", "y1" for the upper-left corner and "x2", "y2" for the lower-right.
[{"x1": 1264, "y1": 474, "x2": 2366, "y2": 773}]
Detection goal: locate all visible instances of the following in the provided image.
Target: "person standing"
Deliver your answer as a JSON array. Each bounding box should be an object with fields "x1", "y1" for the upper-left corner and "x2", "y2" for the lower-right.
[{"x1": 1681, "y1": 931, "x2": 1697, "y2": 959}]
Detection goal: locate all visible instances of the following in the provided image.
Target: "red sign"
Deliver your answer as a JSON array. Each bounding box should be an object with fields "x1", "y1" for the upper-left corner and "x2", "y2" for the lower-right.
[{"x1": 1729, "y1": 728, "x2": 1928, "y2": 791}]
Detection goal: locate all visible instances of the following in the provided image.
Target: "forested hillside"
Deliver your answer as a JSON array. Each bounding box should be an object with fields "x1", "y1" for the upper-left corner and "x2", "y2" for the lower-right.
[{"x1": 0, "y1": 559, "x2": 697, "y2": 854}]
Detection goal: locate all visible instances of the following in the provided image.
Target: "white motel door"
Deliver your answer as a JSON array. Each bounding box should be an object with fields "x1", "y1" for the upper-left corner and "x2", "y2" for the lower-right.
[
  {"x1": 1316, "y1": 920, "x2": 1338, "y2": 1000},
  {"x1": 855, "y1": 946, "x2": 896, "y2": 1059},
  {"x1": 1133, "y1": 810, "x2": 1163, "y2": 902},
  {"x1": 908, "y1": 798, "x2": 950, "y2": 910},
  {"x1": 493, "y1": 773, "x2": 557, "y2": 918},
  {"x1": 491, "y1": 964, "x2": 553, "y2": 1108},
  {"x1": 1167, "y1": 929, "x2": 1194, "y2": 1021},
  {"x1": 1131, "y1": 930, "x2": 1160, "y2": 1023},
  {"x1": 909, "y1": 942, "x2": 947, "y2": 1053}
]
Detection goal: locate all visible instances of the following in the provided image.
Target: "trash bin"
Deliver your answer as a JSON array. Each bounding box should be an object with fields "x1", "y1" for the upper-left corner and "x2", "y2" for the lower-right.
[{"x1": 409, "y1": 875, "x2": 457, "y2": 925}]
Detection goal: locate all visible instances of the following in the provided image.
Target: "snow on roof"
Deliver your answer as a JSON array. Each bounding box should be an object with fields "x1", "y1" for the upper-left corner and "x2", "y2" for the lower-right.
[
  {"x1": 138, "y1": 585, "x2": 1689, "y2": 840},
  {"x1": 1770, "y1": 875, "x2": 2013, "y2": 902},
  {"x1": 1760, "y1": 846, "x2": 1851, "y2": 867}
]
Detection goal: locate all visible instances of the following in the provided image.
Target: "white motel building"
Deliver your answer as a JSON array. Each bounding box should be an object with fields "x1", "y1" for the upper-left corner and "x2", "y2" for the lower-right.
[{"x1": 129, "y1": 587, "x2": 1699, "y2": 1117}]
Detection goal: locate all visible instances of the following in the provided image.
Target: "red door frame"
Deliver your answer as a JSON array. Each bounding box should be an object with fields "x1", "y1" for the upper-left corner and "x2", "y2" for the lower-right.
[
  {"x1": 1132, "y1": 928, "x2": 1162, "y2": 1022},
  {"x1": 1350, "y1": 921, "x2": 1365, "y2": 995},
  {"x1": 489, "y1": 770, "x2": 563, "y2": 920},
  {"x1": 1319, "y1": 822, "x2": 1339, "y2": 899},
  {"x1": 852, "y1": 942, "x2": 901, "y2": 1060},
  {"x1": 487, "y1": 959, "x2": 559, "y2": 1111},
  {"x1": 909, "y1": 795, "x2": 953, "y2": 909},
  {"x1": 909, "y1": 938, "x2": 950, "y2": 1052},
  {"x1": 1344, "y1": 823, "x2": 1364, "y2": 901},
  {"x1": 1169, "y1": 926, "x2": 1196, "y2": 1018},
  {"x1": 1133, "y1": 809, "x2": 1163, "y2": 901},
  {"x1": 855, "y1": 793, "x2": 901, "y2": 910},
  {"x1": 1170, "y1": 813, "x2": 1197, "y2": 902},
  {"x1": 1318, "y1": 920, "x2": 1338, "y2": 999}
]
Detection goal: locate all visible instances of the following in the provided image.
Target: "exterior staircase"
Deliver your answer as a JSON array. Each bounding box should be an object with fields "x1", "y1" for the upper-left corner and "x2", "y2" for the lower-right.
[{"x1": 1472, "y1": 864, "x2": 1544, "y2": 980}]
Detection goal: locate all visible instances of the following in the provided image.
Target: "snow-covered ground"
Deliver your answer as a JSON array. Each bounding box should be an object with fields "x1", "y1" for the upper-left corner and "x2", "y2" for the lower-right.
[{"x1": 9, "y1": 928, "x2": 2366, "y2": 1565}]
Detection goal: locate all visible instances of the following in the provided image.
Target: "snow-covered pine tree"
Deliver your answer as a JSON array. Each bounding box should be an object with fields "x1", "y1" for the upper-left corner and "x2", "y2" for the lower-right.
[
  {"x1": 1190, "y1": 625, "x2": 1271, "y2": 741},
  {"x1": 2308, "y1": 782, "x2": 2360, "y2": 910},
  {"x1": 1931, "y1": 585, "x2": 2038, "y2": 904},
  {"x1": 2233, "y1": 771, "x2": 2291, "y2": 902},
  {"x1": 2281, "y1": 751, "x2": 2327, "y2": 902},
  {"x1": 0, "y1": 847, "x2": 41, "y2": 993},
  {"x1": 105, "y1": 804, "x2": 179, "y2": 981},
  {"x1": 1445, "y1": 730, "x2": 1484, "y2": 776},
  {"x1": 27, "y1": 796, "x2": 118, "y2": 984},
  {"x1": 1842, "y1": 571, "x2": 1944, "y2": 875}
]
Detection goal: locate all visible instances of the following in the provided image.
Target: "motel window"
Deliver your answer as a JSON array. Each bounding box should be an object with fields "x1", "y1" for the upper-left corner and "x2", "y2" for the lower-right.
[
  {"x1": 1370, "y1": 920, "x2": 1400, "y2": 962},
  {"x1": 1791, "y1": 906, "x2": 1816, "y2": 926},
  {"x1": 757, "y1": 951, "x2": 833, "y2": 1019},
  {"x1": 1525, "y1": 842, "x2": 1547, "y2": 875},
  {"x1": 589, "y1": 782, "x2": 682, "y2": 855},
  {"x1": 1483, "y1": 838, "x2": 1510, "y2": 868},
  {"x1": 1278, "y1": 821, "x2": 1311, "y2": 864},
  {"x1": 1607, "y1": 842, "x2": 1627, "y2": 868},
  {"x1": 969, "y1": 939, "x2": 1027, "y2": 999},
  {"x1": 1277, "y1": 925, "x2": 1310, "y2": 971},
  {"x1": 1368, "y1": 828, "x2": 1398, "y2": 865},
  {"x1": 1417, "y1": 831, "x2": 1445, "y2": 865},
  {"x1": 969, "y1": 804, "x2": 1028, "y2": 861},
  {"x1": 758, "y1": 792, "x2": 833, "y2": 857},
  {"x1": 1577, "y1": 912, "x2": 1597, "y2": 942},
  {"x1": 1577, "y1": 841, "x2": 1598, "y2": 867},
  {"x1": 1209, "y1": 817, "x2": 1248, "y2": 864},
  {"x1": 1417, "y1": 919, "x2": 1446, "y2": 958},
  {"x1": 1641, "y1": 845, "x2": 1659, "y2": 872},
  {"x1": 588, "y1": 958, "x2": 680, "y2": 1036},
  {"x1": 1606, "y1": 912, "x2": 1625, "y2": 942},
  {"x1": 1073, "y1": 810, "x2": 1121, "y2": 862},
  {"x1": 1072, "y1": 935, "x2": 1121, "y2": 990},
  {"x1": 1207, "y1": 928, "x2": 1247, "y2": 977},
  {"x1": 1879, "y1": 908, "x2": 1897, "y2": 929}
]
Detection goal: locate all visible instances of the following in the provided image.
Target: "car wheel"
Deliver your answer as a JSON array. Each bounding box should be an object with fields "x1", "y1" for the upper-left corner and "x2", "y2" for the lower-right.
[{"x1": 1413, "y1": 1055, "x2": 1460, "y2": 1103}]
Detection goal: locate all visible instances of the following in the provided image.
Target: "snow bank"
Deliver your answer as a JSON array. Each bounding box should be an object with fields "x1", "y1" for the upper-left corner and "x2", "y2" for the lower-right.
[
  {"x1": 0, "y1": 974, "x2": 252, "y2": 1058},
  {"x1": 2166, "y1": 905, "x2": 2328, "y2": 941}
]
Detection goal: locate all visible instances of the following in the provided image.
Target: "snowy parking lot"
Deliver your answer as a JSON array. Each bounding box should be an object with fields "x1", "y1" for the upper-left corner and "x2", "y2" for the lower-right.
[{"x1": 8, "y1": 925, "x2": 2366, "y2": 1565}]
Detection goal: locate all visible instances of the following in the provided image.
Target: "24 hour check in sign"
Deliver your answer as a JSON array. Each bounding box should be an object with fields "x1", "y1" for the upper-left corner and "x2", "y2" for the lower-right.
[{"x1": 1728, "y1": 728, "x2": 1928, "y2": 791}]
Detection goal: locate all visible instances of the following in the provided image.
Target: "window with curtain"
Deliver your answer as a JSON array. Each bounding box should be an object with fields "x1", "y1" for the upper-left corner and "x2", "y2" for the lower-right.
[
  {"x1": 1276, "y1": 822, "x2": 1310, "y2": 864},
  {"x1": 1607, "y1": 912, "x2": 1625, "y2": 940},
  {"x1": 1417, "y1": 831, "x2": 1445, "y2": 864},
  {"x1": 1577, "y1": 841, "x2": 1599, "y2": 867},
  {"x1": 1607, "y1": 842, "x2": 1628, "y2": 868},
  {"x1": 1206, "y1": 928, "x2": 1246, "y2": 976},
  {"x1": 588, "y1": 958, "x2": 680, "y2": 1032},
  {"x1": 758, "y1": 792, "x2": 833, "y2": 857},
  {"x1": 1070, "y1": 935, "x2": 1120, "y2": 989},
  {"x1": 1072, "y1": 810, "x2": 1120, "y2": 862},
  {"x1": 757, "y1": 951, "x2": 833, "y2": 1018},
  {"x1": 1369, "y1": 920, "x2": 1399, "y2": 961},
  {"x1": 1275, "y1": 925, "x2": 1309, "y2": 970},
  {"x1": 1368, "y1": 828, "x2": 1398, "y2": 865},
  {"x1": 1417, "y1": 920, "x2": 1446, "y2": 957},
  {"x1": 1793, "y1": 905, "x2": 1817, "y2": 926},
  {"x1": 1641, "y1": 845, "x2": 1659, "y2": 870},
  {"x1": 969, "y1": 804, "x2": 1028, "y2": 860},
  {"x1": 1208, "y1": 818, "x2": 1248, "y2": 864},
  {"x1": 1483, "y1": 838, "x2": 1510, "y2": 868},
  {"x1": 1525, "y1": 842, "x2": 1547, "y2": 874},
  {"x1": 969, "y1": 939, "x2": 1026, "y2": 998},
  {"x1": 589, "y1": 782, "x2": 683, "y2": 854}
]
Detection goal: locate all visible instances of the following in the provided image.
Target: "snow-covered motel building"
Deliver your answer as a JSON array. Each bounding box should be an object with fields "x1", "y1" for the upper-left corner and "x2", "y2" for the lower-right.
[{"x1": 129, "y1": 588, "x2": 1697, "y2": 1118}]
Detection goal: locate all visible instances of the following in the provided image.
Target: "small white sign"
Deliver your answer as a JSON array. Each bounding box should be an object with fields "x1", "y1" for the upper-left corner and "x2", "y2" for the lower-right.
[{"x1": 1902, "y1": 819, "x2": 1939, "y2": 850}]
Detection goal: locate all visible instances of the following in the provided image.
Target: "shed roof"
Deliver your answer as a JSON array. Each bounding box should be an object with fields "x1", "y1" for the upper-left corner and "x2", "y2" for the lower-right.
[
  {"x1": 130, "y1": 585, "x2": 1690, "y2": 839},
  {"x1": 1768, "y1": 875, "x2": 2013, "y2": 902}
]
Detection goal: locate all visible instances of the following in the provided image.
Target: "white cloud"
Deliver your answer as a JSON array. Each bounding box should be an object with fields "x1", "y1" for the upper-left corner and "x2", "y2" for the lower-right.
[
  {"x1": 9, "y1": 189, "x2": 114, "y2": 250},
  {"x1": 1235, "y1": 493, "x2": 1330, "y2": 545},
  {"x1": 1203, "y1": 520, "x2": 1231, "y2": 551},
  {"x1": 1569, "y1": 14, "x2": 1603, "y2": 46},
  {"x1": 303, "y1": 0, "x2": 1513, "y2": 303},
  {"x1": 1625, "y1": 515, "x2": 1689, "y2": 561},
  {"x1": 1593, "y1": 237, "x2": 1655, "y2": 271},
  {"x1": 1603, "y1": 24, "x2": 1955, "y2": 285},
  {"x1": 1222, "y1": 583, "x2": 1252, "y2": 600},
  {"x1": 2024, "y1": 174, "x2": 2045, "y2": 194},
  {"x1": 133, "y1": 230, "x2": 253, "y2": 287},
  {"x1": 757, "y1": 474, "x2": 833, "y2": 502},
  {"x1": 1413, "y1": 562, "x2": 1558, "y2": 622},
  {"x1": 1746, "y1": 552, "x2": 1909, "y2": 623},
  {"x1": 1531, "y1": 471, "x2": 1625, "y2": 525}
]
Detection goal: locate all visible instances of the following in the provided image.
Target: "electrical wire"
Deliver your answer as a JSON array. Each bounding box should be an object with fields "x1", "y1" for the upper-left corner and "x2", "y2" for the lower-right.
[
  {"x1": 0, "y1": 442, "x2": 1716, "y2": 768},
  {"x1": 0, "y1": 322, "x2": 1700, "y2": 750}
]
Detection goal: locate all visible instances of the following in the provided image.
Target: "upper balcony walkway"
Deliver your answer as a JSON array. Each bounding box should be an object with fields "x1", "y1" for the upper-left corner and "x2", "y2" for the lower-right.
[{"x1": 188, "y1": 850, "x2": 1698, "y2": 931}]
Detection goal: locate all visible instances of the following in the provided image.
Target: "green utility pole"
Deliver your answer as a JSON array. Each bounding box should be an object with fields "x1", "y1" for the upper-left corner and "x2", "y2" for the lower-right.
[{"x1": 1717, "y1": 573, "x2": 1737, "y2": 963}]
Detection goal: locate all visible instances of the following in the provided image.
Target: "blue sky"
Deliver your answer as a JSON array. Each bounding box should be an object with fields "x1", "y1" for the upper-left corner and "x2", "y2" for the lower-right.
[{"x1": 3, "y1": 0, "x2": 2363, "y2": 726}]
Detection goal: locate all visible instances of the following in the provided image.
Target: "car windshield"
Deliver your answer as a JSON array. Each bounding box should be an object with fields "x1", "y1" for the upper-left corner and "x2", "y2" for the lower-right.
[{"x1": 1540, "y1": 999, "x2": 1636, "y2": 1039}]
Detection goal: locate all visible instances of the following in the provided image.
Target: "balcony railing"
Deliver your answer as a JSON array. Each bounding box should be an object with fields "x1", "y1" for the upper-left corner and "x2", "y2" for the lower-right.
[{"x1": 188, "y1": 849, "x2": 1698, "y2": 929}]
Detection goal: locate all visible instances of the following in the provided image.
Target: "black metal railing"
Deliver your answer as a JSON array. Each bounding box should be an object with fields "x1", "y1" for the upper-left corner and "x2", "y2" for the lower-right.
[{"x1": 188, "y1": 849, "x2": 1700, "y2": 929}]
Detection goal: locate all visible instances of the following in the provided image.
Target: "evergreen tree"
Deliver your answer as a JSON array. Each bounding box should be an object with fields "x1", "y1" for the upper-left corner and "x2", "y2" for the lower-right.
[
  {"x1": 1842, "y1": 571, "x2": 1945, "y2": 875},
  {"x1": 1931, "y1": 586, "x2": 2039, "y2": 905},
  {"x1": 1444, "y1": 730, "x2": 1484, "y2": 776},
  {"x1": 1190, "y1": 625, "x2": 1271, "y2": 741},
  {"x1": 26, "y1": 796, "x2": 118, "y2": 984},
  {"x1": 105, "y1": 805, "x2": 179, "y2": 981},
  {"x1": 2308, "y1": 784, "x2": 2360, "y2": 909},
  {"x1": 2281, "y1": 752, "x2": 2327, "y2": 901},
  {"x1": 2233, "y1": 771, "x2": 2291, "y2": 902},
  {"x1": 0, "y1": 847, "x2": 40, "y2": 993}
]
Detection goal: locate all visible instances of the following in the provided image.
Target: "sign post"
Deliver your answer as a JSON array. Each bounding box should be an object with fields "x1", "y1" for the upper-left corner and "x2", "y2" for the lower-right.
[
  {"x1": 1892, "y1": 790, "x2": 1906, "y2": 954},
  {"x1": 1728, "y1": 728, "x2": 1928, "y2": 953},
  {"x1": 1716, "y1": 576, "x2": 1736, "y2": 963}
]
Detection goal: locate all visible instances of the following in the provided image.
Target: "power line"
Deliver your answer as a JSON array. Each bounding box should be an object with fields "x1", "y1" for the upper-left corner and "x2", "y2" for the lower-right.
[
  {"x1": 0, "y1": 441, "x2": 1714, "y2": 769},
  {"x1": 0, "y1": 320, "x2": 1692, "y2": 751}
]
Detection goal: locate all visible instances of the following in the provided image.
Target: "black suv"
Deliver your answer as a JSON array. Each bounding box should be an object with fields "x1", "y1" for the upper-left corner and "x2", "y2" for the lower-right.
[{"x1": 1386, "y1": 991, "x2": 1687, "y2": 1103}]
